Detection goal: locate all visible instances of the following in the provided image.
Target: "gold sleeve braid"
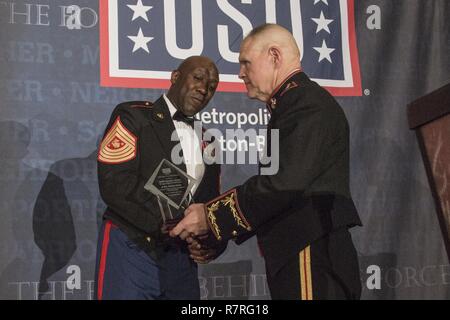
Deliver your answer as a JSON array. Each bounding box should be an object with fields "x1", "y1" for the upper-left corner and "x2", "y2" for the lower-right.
[
  {"x1": 206, "y1": 201, "x2": 222, "y2": 240},
  {"x1": 206, "y1": 189, "x2": 252, "y2": 241}
]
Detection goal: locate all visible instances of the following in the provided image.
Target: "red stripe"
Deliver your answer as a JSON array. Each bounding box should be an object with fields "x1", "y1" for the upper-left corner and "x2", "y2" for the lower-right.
[
  {"x1": 97, "y1": 221, "x2": 113, "y2": 300},
  {"x1": 303, "y1": 252, "x2": 309, "y2": 300},
  {"x1": 325, "y1": 0, "x2": 362, "y2": 96}
]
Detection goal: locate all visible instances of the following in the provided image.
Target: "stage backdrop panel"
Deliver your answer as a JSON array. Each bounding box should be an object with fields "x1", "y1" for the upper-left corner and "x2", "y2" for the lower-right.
[{"x1": 0, "y1": 0, "x2": 449, "y2": 299}]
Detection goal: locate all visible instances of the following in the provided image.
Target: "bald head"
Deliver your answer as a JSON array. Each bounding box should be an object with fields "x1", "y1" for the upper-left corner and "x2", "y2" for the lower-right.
[
  {"x1": 238, "y1": 24, "x2": 301, "y2": 102},
  {"x1": 243, "y1": 24, "x2": 301, "y2": 67},
  {"x1": 176, "y1": 56, "x2": 219, "y2": 76},
  {"x1": 167, "y1": 55, "x2": 219, "y2": 116}
]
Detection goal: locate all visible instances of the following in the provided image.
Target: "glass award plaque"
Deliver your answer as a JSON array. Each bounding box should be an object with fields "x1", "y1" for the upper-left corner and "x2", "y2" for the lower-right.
[{"x1": 144, "y1": 159, "x2": 196, "y2": 230}]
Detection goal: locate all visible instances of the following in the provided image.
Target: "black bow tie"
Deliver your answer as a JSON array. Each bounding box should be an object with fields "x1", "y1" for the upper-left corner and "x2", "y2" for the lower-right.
[{"x1": 173, "y1": 110, "x2": 195, "y2": 128}]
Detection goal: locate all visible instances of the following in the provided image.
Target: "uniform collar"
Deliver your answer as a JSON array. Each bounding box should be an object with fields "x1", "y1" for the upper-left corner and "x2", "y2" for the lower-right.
[
  {"x1": 163, "y1": 94, "x2": 178, "y2": 117},
  {"x1": 266, "y1": 68, "x2": 302, "y2": 112}
]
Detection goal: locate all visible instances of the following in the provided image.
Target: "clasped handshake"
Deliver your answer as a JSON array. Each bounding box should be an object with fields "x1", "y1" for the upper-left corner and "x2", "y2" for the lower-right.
[{"x1": 168, "y1": 204, "x2": 219, "y2": 264}]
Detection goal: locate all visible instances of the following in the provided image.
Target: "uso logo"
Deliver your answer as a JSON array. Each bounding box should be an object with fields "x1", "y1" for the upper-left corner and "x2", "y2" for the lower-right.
[{"x1": 100, "y1": 0, "x2": 361, "y2": 96}]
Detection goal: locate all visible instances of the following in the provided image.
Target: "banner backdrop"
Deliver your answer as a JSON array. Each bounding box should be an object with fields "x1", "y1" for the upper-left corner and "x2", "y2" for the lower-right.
[{"x1": 0, "y1": 0, "x2": 449, "y2": 300}]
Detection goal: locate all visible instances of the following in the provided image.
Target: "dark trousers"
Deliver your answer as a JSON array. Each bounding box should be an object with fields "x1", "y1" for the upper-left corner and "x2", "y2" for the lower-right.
[
  {"x1": 266, "y1": 228, "x2": 361, "y2": 300},
  {"x1": 94, "y1": 220, "x2": 200, "y2": 300}
]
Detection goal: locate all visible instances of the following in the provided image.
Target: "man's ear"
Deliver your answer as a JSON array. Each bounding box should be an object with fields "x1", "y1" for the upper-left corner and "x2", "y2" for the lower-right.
[
  {"x1": 170, "y1": 70, "x2": 180, "y2": 85},
  {"x1": 268, "y1": 46, "x2": 282, "y2": 66}
]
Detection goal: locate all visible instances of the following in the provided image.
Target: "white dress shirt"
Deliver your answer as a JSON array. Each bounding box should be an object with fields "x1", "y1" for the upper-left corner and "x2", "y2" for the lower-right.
[{"x1": 163, "y1": 94, "x2": 205, "y2": 195}]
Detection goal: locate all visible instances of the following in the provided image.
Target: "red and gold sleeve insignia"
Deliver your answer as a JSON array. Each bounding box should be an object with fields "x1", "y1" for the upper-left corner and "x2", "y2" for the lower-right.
[
  {"x1": 205, "y1": 189, "x2": 252, "y2": 241},
  {"x1": 98, "y1": 116, "x2": 137, "y2": 164}
]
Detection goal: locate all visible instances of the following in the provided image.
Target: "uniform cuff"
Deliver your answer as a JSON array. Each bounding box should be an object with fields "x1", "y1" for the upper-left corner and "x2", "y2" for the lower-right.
[{"x1": 205, "y1": 189, "x2": 252, "y2": 241}]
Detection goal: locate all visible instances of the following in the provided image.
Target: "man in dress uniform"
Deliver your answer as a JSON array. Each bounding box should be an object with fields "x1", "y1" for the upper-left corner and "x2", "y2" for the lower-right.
[
  {"x1": 171, "y1": 24, "x2": 363, "y2": 300},
  {"x1": 95, "y1": 56, "x2": 224, "y2": 300}
]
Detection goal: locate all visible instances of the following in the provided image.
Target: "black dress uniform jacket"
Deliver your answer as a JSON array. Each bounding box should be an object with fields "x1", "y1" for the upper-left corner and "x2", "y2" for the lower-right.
[
  {"x1": 204, "y1": 71, "x2": 362, "y2": 276},
  {"x1": 97, "y1": 96, "x2": 221, "y2": 258}
]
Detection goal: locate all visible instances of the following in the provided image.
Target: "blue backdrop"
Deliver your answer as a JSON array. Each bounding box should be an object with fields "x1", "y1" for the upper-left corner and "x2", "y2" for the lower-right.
[{"x1": 0, "y1": 0, "x2": 449, "y2": 299}]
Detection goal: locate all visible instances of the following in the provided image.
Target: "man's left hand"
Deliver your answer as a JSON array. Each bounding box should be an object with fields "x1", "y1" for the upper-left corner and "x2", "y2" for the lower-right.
[{"x1": 186, "y1": 236, "x2": 217, "y2": 264}]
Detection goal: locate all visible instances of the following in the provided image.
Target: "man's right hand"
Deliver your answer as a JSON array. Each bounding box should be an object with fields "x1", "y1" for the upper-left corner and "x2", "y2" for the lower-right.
[{"x1": 169, "y1": 203, "x2": 210, "y2": 239}]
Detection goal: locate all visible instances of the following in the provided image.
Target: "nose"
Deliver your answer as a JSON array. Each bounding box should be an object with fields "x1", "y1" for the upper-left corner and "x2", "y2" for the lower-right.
[
  {"x1": 196, "y1": 84, "x2": 207, "y2": 96},
  {"x1": 238, "y1": 66, "x2": 246, "y2": 80},
  {"x1": 197, "y1": 84, "x2": 208, "y2": 95}
]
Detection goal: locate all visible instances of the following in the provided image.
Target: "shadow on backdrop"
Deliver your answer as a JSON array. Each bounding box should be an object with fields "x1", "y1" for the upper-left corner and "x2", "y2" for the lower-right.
[
  {"x1": 0, "y1": 121, "x2": 47, "y2": 299},
  {"x1": 33, "y1": 149, "x2": 105, "y2": 299}
]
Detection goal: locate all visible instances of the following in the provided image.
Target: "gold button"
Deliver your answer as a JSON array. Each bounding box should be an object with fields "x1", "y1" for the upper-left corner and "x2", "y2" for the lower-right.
[
  {"x1": 146, "y1": 236, "x2": 151, "y2": 242},
  {"x1": 231, "y1": 230, "x2": 238, "y2": 237}
]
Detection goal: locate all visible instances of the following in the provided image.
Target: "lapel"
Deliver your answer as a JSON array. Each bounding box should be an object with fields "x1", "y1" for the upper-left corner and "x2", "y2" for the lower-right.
[
  {"x1": 147, "y1": 96, "x2": 187, "y2": 173},
  {"x1": 193, "y1": 130, "x2": 216, "y2": 198}
]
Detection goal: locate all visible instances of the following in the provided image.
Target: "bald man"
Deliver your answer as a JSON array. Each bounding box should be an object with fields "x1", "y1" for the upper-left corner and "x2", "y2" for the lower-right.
[
  {"x1": 95, "y1": 56, "x2": 224, "y2": 299},
  {"x1": 171, "y1": 24, "x2": 362, "y2": 300}
]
